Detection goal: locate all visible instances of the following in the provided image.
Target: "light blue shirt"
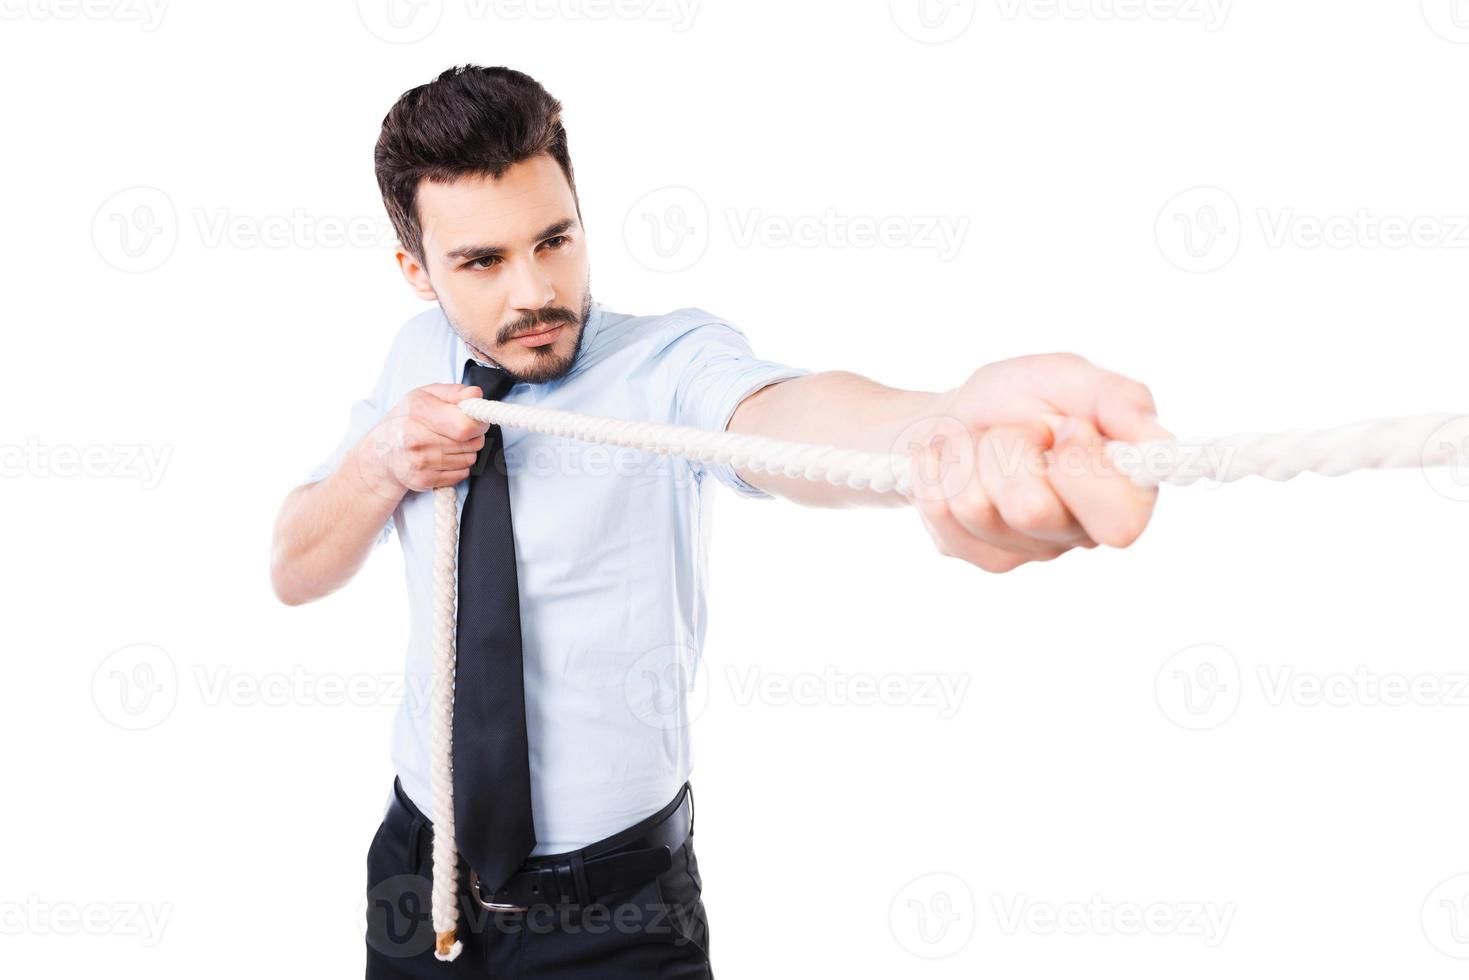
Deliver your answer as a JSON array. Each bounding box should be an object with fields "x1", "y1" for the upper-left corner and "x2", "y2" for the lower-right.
[{"x1": 310, "y1": 302, "x2": 810, "y2": 853}]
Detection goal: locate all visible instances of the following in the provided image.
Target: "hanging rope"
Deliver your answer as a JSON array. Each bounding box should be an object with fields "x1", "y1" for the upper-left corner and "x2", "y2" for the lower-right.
[{"x1": 426, "y1": 402, "x2": 1467, "y2": 958}]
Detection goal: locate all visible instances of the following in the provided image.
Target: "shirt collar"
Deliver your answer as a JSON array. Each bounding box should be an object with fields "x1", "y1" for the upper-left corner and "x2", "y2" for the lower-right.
[{"x1": 453, "y1": 301, "x2": 604, "y2": 386}]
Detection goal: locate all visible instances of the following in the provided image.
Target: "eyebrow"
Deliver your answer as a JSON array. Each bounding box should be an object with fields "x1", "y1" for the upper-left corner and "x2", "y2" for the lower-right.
[{"x1": 443, "y1": 218, "x2": 577, "y2": 263}]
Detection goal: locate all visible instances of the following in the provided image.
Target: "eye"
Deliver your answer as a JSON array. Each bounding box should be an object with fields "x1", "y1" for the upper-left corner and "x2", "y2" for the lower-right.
[
  {"x1": 540, "y1": 235, "x2": 569, "y2": 250},
  {"x1": 465, "y1": 255, "x2": 501, "y2": 271}
]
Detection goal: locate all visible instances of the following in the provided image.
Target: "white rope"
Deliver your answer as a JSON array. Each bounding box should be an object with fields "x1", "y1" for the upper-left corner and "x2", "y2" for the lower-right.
[
  {"x1": 1105, "y1": 413, "x2": 1467, "y2": 487},
  {"x1": 424, "y1": 403, "x2": 1466, "y2": 956},
  {"x1": 427, "y1": 485, "x2": 463, "y2": 962}
]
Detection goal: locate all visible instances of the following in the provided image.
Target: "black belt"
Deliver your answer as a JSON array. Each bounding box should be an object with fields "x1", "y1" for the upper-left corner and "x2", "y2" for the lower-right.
[{"x1": 467, "y1": 782, "x2": 693, "y2": 912}]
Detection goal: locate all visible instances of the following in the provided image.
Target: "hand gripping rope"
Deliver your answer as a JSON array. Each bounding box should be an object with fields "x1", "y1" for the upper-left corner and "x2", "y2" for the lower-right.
[{"x1": 424, "y1": 401, "x2": 1468, "y2": 959}]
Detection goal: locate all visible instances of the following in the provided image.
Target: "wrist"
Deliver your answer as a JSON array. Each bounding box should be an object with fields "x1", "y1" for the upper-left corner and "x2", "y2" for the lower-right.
[{"x1": 349, "y1": 424, "x2": 411, "y2": 503}]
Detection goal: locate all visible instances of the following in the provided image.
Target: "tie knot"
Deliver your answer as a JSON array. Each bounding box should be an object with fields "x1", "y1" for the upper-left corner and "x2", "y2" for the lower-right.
[{"x1": 464, "y1": 360, "x2": 515, "y2": 401}]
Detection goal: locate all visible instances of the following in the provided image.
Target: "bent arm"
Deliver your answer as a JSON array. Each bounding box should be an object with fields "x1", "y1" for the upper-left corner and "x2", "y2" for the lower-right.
[{"x1": 269, "y1": 442, "x2": 405, "y2": 606}]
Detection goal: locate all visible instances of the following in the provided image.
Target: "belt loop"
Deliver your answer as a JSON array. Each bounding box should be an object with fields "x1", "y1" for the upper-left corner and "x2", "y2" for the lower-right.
[{"x1": 568, "y1": 851, "x2": 591, "y2": 905}]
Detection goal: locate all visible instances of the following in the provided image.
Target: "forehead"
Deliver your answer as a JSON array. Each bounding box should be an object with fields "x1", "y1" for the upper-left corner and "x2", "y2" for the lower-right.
[{"x1": 416, "y1": 154, "x2": 577, "y2": 253}]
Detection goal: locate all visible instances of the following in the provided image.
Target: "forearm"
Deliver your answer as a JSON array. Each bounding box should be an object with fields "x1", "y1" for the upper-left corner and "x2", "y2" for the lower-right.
[
  {"x1": 727, "y1": 371, "x2": 947, "y2": 507},
  {"x1": 269, "y1": 442, "x2": 405, "y2": 605}
]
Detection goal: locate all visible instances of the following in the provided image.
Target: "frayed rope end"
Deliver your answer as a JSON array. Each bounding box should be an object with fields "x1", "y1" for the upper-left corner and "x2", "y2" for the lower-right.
[{"x1": 434, "y1": 931, "x2": 463, "y2": 962}]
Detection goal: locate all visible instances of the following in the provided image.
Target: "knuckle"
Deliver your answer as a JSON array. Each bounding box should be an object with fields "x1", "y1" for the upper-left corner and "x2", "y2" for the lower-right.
[{"x1": 1004, "y1": 491, "x2": 1055, "y2": 533}]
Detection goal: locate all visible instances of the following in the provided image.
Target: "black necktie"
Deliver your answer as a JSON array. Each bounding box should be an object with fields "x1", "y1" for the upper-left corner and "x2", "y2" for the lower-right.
[{"x1": 453, "y1": 360, "x2": 535, "y2": 892}]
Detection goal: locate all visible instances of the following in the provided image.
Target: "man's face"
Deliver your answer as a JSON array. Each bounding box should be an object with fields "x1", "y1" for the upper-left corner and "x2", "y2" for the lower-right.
[{"x1": 396, "y1": 153, "x2": 590, "y2": 384}]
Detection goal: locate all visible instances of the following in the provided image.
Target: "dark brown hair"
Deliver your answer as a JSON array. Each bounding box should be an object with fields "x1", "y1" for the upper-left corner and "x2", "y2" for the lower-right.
[{"x1": 375, "y1": 65, "x2": 578, "y2": 261}]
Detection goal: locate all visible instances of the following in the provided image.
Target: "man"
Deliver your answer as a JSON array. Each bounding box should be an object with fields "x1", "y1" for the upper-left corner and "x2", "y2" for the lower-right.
[{"x1": 269, "y1": 65, "x2": 1171, "y2": 978}]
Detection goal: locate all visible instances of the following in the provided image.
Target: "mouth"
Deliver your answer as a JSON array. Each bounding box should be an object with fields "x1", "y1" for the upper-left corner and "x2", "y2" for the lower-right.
[{"x1": 511, "y1": 324, "x2": 564, "y2": 348}]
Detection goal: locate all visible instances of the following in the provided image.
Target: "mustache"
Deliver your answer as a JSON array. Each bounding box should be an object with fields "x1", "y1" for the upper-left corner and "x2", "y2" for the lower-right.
[{"x1": 497, "y1": 307, "x2": 579, "y2": 344}]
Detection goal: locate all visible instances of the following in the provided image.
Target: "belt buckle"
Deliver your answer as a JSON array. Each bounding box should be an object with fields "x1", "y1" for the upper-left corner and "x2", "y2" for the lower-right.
[{"x1": 469, "y1": 869, "x2": 528, "y2": 912}]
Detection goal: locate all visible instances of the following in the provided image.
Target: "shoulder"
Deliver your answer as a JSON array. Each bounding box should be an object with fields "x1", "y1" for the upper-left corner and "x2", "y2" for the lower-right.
[{"x1": 588, "y1": 305, "x2": 750, "y2": 361}]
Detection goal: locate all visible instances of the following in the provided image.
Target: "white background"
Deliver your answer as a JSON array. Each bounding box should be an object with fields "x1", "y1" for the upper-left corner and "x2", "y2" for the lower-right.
[{"x1": 3, "y1": 1, "x2": 1468, "y2": 976}]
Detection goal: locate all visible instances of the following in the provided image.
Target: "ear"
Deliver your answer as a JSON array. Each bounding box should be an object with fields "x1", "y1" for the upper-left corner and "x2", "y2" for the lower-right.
[{"x1": 395, "y1": 248, "x2": 438, "y2": 302}]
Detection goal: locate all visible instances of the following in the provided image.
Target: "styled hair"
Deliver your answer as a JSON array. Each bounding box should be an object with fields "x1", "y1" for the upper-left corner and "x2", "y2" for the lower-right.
[{"x1": 374, "y1": 65, "x2": 578, "y2": 261}]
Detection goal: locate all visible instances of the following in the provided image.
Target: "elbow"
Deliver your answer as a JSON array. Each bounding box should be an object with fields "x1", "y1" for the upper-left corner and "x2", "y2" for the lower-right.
[
  {"x1": 270, "y1": 559, "x2": 311, "y2": 607},
  {"x1": 269, "y1": 536, "x2": 317, "y2": 607}
]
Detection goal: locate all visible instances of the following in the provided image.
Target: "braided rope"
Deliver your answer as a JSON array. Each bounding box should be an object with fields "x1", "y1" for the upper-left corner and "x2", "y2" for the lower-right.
[
  {"x1": 428, "y1": 485, "x2": 463, "y2": 962},
  {"x1": 424, "y1": 403, "x2": 1466, "y2": 956},
  {"x1": 1106, "y1": 413, "x2": 1468, "y2": 488}
]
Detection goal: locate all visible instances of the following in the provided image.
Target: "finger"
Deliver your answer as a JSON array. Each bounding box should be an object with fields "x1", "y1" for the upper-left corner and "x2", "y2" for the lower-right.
[
  {"x1": 914, "y1": 480, "x2": 1075, "y2": 566},
  {"x1": 1045, "y1": 416, "x2": 1159, "y2": 548},
  {"x1": 912, "y1": 439, "x2": 1057, "y2": 556},
  {"x1": 419, "y1": 383, "x2": 482, "y2": 402},
  {"x1": 975, "y1": 422, "x2": 1092, "y2": 546},
  {"x1": 422, "y1": 398, "x2": 492, "y2": 442},
  {"x1": 968, "y1": 356, "x2": 1174, "y2": 444},
  {"x1": 437, "y1": 450, "x2": 479, "y2": 470}
]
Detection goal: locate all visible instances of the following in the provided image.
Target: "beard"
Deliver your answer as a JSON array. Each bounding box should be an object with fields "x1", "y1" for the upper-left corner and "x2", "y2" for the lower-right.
[{"x1": 446, "y1": 287, "x2": 592, "y2": 385}]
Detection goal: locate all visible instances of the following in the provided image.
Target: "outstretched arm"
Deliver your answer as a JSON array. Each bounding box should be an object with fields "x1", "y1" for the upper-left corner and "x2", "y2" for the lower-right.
[{"x1": 726, "y1": 354, "x2": 1175, "y2": 573}]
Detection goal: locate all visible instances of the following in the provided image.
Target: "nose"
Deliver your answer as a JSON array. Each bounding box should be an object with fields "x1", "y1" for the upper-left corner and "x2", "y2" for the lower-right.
[{"x1": 505, "y1": 255, "x2": 555, "y2": 314}]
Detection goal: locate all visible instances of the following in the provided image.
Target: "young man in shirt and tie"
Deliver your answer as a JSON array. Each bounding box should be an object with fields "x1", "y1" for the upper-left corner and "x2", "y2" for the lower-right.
[{"x1": 270, "y1": 65, "x2": 1170, "y2": 978}]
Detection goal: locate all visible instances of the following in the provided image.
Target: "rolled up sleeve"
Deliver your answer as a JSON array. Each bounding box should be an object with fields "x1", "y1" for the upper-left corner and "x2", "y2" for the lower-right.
[{"x1": 665, "y1": 313, "x2": 811, "y2": 499}]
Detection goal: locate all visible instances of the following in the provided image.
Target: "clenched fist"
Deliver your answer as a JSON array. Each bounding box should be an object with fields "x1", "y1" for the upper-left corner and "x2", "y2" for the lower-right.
[{"x1": 354, "y1": 384, "x2": 491, "y2": 497}]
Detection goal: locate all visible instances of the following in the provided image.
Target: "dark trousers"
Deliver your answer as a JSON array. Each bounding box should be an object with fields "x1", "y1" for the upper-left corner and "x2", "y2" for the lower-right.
[{"x1": 365, "y1": 777, "x2": 713, "y2": 978}]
